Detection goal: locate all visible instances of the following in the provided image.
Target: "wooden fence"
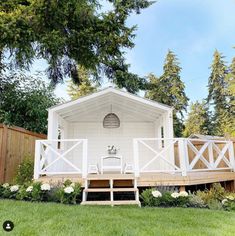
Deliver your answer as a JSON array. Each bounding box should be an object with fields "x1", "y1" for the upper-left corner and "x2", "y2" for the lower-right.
[{"x1": 0, "y1": 124, "x2": 46, "y2": 183}]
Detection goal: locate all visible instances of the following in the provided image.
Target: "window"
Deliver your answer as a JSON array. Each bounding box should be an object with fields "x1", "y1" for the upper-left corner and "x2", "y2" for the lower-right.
[{"x1": 103, "y1": 113, "x2": 120, "y2": 128}]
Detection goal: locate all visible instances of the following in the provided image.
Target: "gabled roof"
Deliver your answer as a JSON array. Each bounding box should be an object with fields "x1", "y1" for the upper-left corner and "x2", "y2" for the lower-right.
[{"x1": 49, "y1": 87, "x2": 173, "y2": 112}]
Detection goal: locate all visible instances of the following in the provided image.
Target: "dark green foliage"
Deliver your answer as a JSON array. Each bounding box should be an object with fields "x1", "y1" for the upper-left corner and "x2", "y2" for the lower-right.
[
  {"x1": 0, "y1": 73, "x2": 60, "y2": 134},
  {"x1": 0, "y1": 0, "x2": 153, "y2": 93},
  {"x1": 207, "y1": 50, "x2": 234, "y2": 137},
  {"x1": 146, "y1": 51, "x2": 189, "y2": 136},
  {"x1": 15, "y1": 157, "x2": 34, "y2": 185}
]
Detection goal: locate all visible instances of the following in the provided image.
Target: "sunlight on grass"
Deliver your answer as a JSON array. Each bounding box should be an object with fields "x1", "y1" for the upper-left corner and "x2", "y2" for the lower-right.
[{"x1": 0, "y1": 200, "x2": 235, "y2": 236}]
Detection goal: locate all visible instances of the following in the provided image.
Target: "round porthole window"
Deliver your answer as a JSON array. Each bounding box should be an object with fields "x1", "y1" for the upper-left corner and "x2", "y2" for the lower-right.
[{"x1": 103, "y1": 113, "x2": 120, "y2": 128}]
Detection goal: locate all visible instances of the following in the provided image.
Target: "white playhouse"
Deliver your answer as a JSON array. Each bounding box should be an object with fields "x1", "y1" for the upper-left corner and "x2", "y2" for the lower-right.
[{"x1": 34, "y1": 87, "x2": 235, "y2": 205}]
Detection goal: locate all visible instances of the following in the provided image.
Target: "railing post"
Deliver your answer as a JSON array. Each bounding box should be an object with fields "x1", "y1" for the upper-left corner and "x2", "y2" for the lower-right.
[
  {"x1": 228, "y1": 141, "x2": 235, "y2": 172},
  {"x1": 34, "y1": 140, "x2": 41, "y2": 179},
  {"x1": 178, "y1": 139, "x2": 188, "y2": 176},
  {"x1": 82, "y1": 139, "x2": 88, "y2": 178},
  {"x1": 208, "y1": 141, "x2": 214, "y2": 169},
  {"x1": 133, "y1": 139, "x2": 140, "y2": 177}
]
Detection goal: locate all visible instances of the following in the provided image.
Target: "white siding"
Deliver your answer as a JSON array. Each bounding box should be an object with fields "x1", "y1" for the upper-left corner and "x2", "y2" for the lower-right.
[{"x1": 68, "y1": 121, "x2": 156, "y2": 167}]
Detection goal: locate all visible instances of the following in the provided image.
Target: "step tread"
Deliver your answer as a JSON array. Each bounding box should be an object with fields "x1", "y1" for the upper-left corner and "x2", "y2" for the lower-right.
[
  {"x1": 86, "y1": 175, "x2": 135, "y2": 180},
  {"x1": 84, "y1": 188, "x2": 138, "y2": 192},
  {"x1": 81, "y1": 200, "x2": 140, "y2": 206}
]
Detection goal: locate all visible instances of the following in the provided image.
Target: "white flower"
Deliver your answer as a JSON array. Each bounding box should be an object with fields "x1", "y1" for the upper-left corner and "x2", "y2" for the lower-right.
[
  {"x1": 64, "y1": 186, "x2": 74, "y2": 194},
  {"x1": 222, "y1": 199, "x2": 228, "y2": 205},
  {"x1": 26, "y1": 186, "x2": 33, "y2": 192},
  {"x1": 171, "y1": 192, "x2": 180, "y2": 198},
  {"x1": 10, "y1": 185, "x2": 19, "y2": 192},
  {"x1": 152, "y1": 190, "x2": 162, "y2": 198},
  {"x1": 41, "y1": 183, "x2": 51, "y2": 191},
  {"x1": 2, "y1": 183, "x2": 9, "y2": 188},
  {"x1": 226, "y1": 195, "x2": 234, "y2": 201},
  {"x1": 179, "y1": 191, "x2": 188, "y2": 197}
]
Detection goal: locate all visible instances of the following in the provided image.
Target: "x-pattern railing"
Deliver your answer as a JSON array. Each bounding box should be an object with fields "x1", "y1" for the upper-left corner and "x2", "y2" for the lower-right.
[
  {"x1": 34, "y1": 139, "x2": 88, "y2": 179},
  {"x1": 133, "y1": 138, "x2": 235, "y2": 177}
]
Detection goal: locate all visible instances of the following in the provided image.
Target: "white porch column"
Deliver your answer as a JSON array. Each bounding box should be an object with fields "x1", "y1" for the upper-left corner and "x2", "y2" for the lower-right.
[
  {"x1": 47, "y1": 110, "x2": 59, "y2": 173},
  {"x1": 164, "y1": 110, "x2": 174, "y2": 171},
  {"x1": 48, "y1": 110, "x2": 59, "y2": 139},
  {"x1": 133, "y1": 139, "x2": 140, "y2": 177}
]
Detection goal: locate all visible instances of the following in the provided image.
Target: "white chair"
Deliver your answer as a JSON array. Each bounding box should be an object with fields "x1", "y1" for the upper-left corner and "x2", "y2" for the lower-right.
[
  {"x1": 124, "y1": 163, "x2": 134, "y2": 174},
  {"x1": 88, "y1": 164, "x2": 99, "y2": 174},
  {"x1": 101, "y1": 156, "x2": 122, "y2": 174}
]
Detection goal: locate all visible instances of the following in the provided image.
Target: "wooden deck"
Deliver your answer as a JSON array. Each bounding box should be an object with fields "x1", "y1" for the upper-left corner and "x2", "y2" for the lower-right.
[{"x1": 38, "y1": 171, "x2": 235, "y2": 187}]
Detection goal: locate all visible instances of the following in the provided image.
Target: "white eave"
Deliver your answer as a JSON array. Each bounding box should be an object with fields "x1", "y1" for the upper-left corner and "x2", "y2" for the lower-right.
[{"x1": 49, "y1": 87, "x2": 173, "y2": 112}]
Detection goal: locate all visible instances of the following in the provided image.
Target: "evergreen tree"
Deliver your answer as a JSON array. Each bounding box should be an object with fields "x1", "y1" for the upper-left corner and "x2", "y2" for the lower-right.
[
  {"x1": 183, "y1": 101, "x2": 211, "y2": 137},
  {"x1": 207, "y1": 50, "x2": 228, "y2": 114},
  {"x1": 146, "y1": 50, "x2": 189, "y2": 137},
  {"x1": 67, "y1": 66, "x2": 98, "y2": 100},
  {"x1": 0, "y1": 0, "x2": 153, "y2": 93},
  {"x1": 207, "y1": 50, "x2": 234, "y2": 136}
]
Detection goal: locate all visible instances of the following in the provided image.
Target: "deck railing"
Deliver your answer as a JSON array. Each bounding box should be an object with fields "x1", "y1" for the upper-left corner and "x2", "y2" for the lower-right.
[
  {"x1": 34, "y1": 139, "x2": 88, "y2": 179},
  {"x1": 133, "y1": 138, "x2": 235, "y2": 177},
  {"x1": 34, "y1": 138, "x2": 235, "y2": 179}
]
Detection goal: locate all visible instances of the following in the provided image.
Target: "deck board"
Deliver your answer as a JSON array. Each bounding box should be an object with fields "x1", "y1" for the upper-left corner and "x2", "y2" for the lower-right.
[{"x1": 38, "y1": 171, "x2": 235, "y2": 187}]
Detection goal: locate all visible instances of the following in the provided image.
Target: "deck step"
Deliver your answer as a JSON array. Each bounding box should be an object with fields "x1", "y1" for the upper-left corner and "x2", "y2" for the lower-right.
[
  {"x1": 87, "y1": 174, "x2": 135, "y2": 180},
  {"x1": 84, "y1": 188, "x2": 138, "y2": 192},
  {"x1": 81, "y1": 200, "x2": 140, "y2": 206}
]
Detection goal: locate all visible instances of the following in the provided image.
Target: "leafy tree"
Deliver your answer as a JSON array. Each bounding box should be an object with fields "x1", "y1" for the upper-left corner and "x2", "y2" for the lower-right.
[
  {"x1": 183, "y1": 101, "x2": 211, "y2": 137},
  {"x1": 146, "y1": 50, "x2": 189, "y2": 136},
  {"x1": 67, "y1": 66, "x2": 98, "y2": 99},
  {"x1": 0, "y1": 0, "x2": 153, "y2": 93},
  {"x1": 0, "y1": 73, "x2": 60, "y2": 134}
]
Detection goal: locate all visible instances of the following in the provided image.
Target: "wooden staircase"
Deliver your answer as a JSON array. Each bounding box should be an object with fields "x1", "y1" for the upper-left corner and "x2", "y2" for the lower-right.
[{"x1": 81, "y1": 175, "x2": 140, "y2": 206}]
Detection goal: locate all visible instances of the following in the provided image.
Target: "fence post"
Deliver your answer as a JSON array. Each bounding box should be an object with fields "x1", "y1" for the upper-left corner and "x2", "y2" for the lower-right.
[
  {"x1": 178, "y1": 139, "x2": 188, "y2": 176},
  {"x1": 82, "y1": 139, "x2": 88, "y2": 178},
  {"x1": 133, "y1": 139, "x2": 140, "y2": 177},
  {"x1": 34, "y1": 140, "x2": 41, "y2": 179},
  {"x1": 228, "y1": 141, "x2": 235, "y2": 172},
  {"x1": 0, "y1": 125, "x2": 8, "y2": 183}
]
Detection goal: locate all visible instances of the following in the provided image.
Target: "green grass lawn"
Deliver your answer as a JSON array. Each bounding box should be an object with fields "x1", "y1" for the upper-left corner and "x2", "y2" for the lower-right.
[{"x1": 0, "y1": 200, "x2": 235, "y2": 236}]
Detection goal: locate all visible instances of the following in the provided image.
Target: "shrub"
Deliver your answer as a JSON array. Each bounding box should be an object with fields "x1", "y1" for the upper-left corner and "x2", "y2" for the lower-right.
[
  {"x1": 56, "y1": 180, "x2": 81, "y2": 204},
  {"x1": 140, "y1": 189, "x2": 156, "y2": 206},
  {"x1": 188, "y1": 194, "x2": 207, "y2": 208},
  {"x1": 196, "y1": 183, "x2": 226, "y2": 207},
  {"x1": 1, "y1": 184, "x2": 20, "y2": 199},
  {"x1": 15, "y1": 157, "x2": 34, "y2": 185},
  {"x1": 207, "y1": 199, "x2": 223, "y2": 210},
  {"x1": 222, "y1": 195, "x2": 235, "y2": 211},
  {"x1": 140, "y1": 189, "x2": 190, "y2": 207}
]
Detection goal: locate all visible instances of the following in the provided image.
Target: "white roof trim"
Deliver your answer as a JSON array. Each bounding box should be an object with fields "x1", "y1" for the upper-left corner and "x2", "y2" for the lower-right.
[{"x1": 49, "y1": 87, "x2": 173, "y2": 112}]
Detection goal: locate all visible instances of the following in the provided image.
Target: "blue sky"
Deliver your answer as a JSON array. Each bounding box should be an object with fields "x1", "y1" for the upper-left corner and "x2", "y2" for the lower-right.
[{"x1": 32, "y1": 0, "x2": 235, "y2": 102}]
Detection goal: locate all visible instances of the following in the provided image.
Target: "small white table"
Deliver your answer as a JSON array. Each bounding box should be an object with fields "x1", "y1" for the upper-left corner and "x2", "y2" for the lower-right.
[{"x1": 101, "y1": 155, "x2": 123, "y2": 174}]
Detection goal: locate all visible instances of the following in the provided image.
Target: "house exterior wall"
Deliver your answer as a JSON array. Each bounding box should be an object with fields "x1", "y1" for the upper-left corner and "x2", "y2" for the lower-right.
[{"x1": 67, "y1": 121, "x2": 157, "y2": 168}]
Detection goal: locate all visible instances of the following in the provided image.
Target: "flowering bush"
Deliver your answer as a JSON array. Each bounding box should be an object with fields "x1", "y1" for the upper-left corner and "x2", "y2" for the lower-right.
[
  {"x1": 141, "y1": 189, "x2": 190, "y2": 207},
  {"x1": 152, "y1": 190, "x2": 162, "y2": 198},
  {"x1": 222, "y1": 195, "x2": 235, "y2": 211},
  {"x1": 56, "y1": 180, "x2": 81, "y2": 204}
]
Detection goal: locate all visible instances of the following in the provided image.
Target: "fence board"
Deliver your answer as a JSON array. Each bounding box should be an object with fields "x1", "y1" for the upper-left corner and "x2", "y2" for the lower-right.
[{"x1": 0, "y1": 124, "x2": 46, "y2": 183}]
